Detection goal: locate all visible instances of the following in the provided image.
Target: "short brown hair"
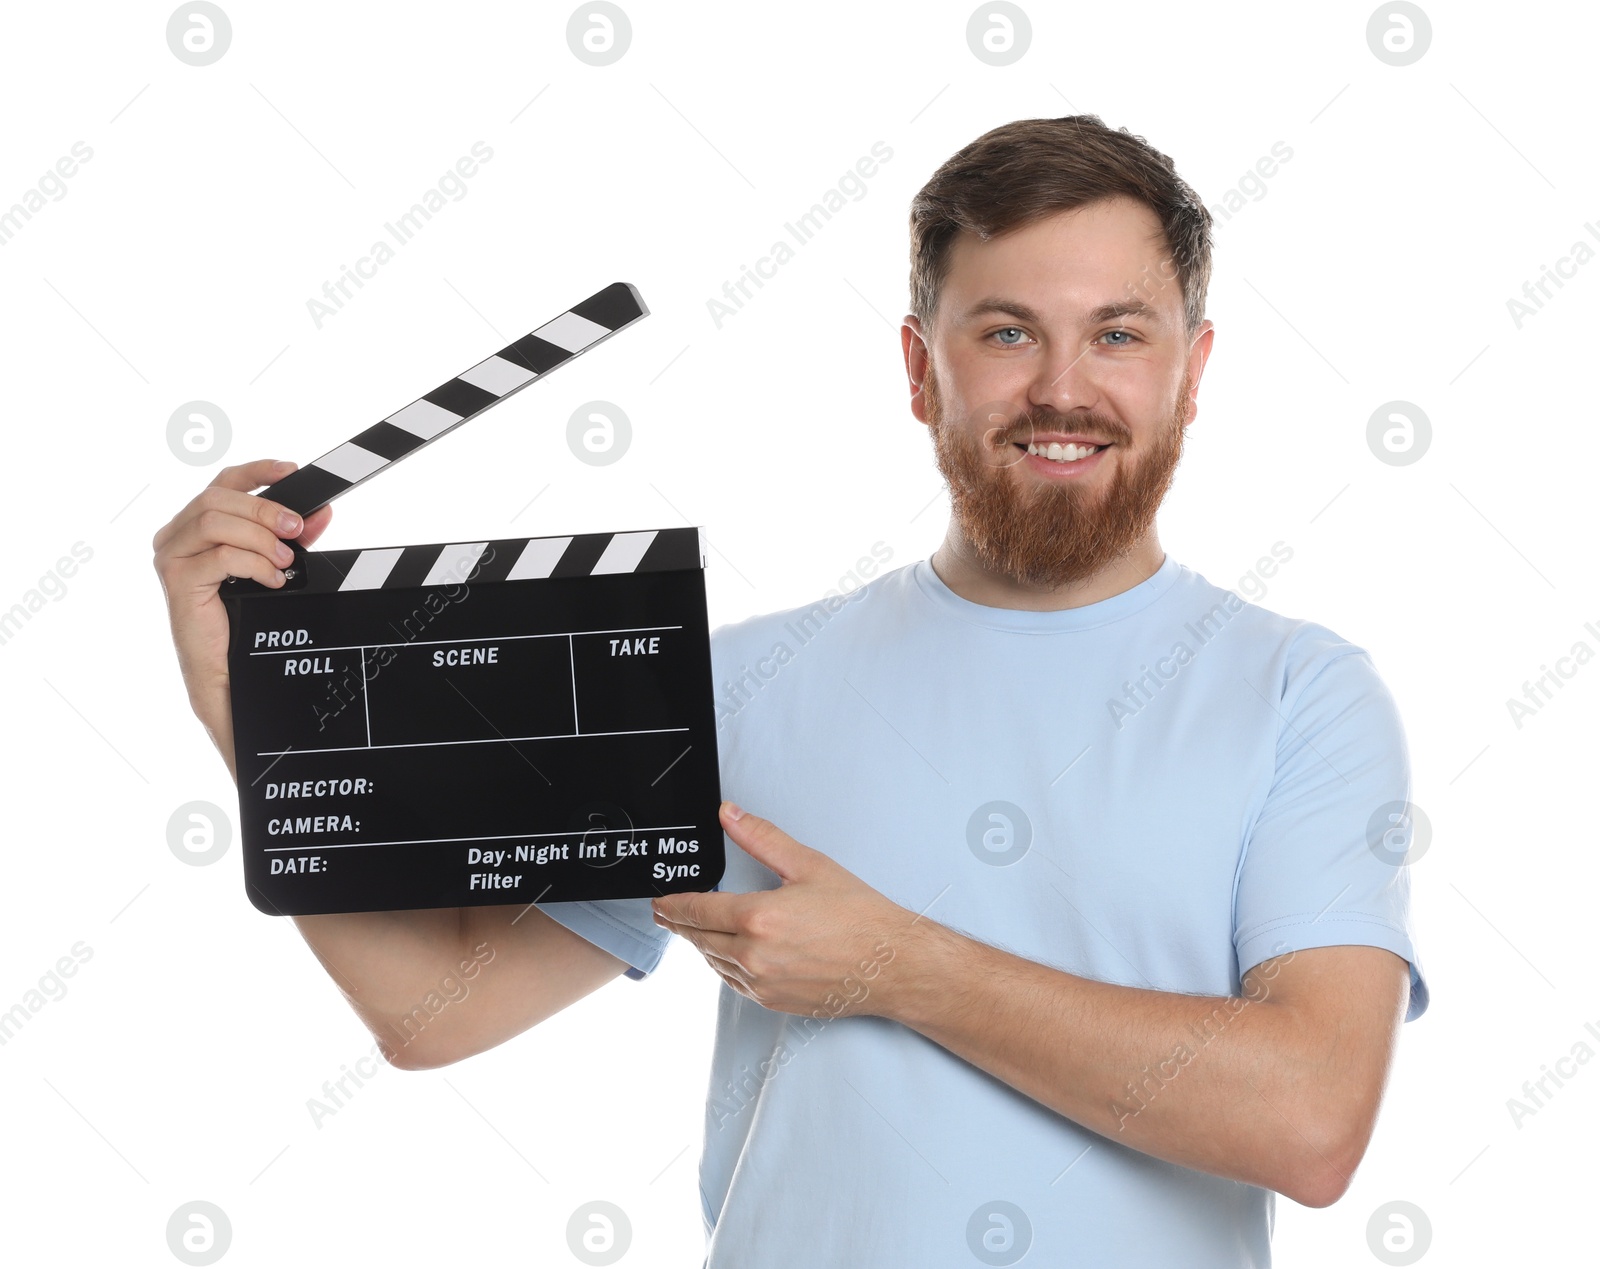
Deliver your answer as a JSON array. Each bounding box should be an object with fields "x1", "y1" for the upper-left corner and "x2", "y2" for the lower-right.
[{"x1": 908, "y1": 115, "x2": 1213, "y2": 338}]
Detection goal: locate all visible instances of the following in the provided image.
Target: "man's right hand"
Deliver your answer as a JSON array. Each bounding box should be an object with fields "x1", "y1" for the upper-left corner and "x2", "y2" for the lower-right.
[
  {"x1": 151, "y1": 458, "x2": 333, "y2": 779},
  {"x1": 150, "y1": 458, "x2": 635, "y2": 1067}
]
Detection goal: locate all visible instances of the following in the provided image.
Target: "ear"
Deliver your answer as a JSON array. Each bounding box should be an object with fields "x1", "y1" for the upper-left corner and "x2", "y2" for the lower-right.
[
  {"x1": 902, "y1": 316, "x2": 933, "y2": 427},
  {"x1": 1181, "y1": 321, "x2": 1215, "y2": 429}
]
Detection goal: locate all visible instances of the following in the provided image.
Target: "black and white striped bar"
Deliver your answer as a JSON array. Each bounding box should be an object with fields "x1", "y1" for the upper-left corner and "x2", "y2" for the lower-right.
[
  {"x1": 262, "y1": 280, "x2": 648, "y2": 519},
  {"x1": 227, "y1": 526, "x2": 707, "y2": 595}
]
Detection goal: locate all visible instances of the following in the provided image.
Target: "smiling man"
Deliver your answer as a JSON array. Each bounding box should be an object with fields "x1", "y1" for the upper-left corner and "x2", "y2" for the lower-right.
[
  {"x1": 155, "y1": 112, "x2": 1428, "y2": 1269},
  {"x1": 643, "y1": 115, "x2": 1430, "y2": 1265}
]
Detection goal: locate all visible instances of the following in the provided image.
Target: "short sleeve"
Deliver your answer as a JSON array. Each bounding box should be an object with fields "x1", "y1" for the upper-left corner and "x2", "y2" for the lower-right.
[
  {"x1": 536, "y1": 896, "x2": 673, "y2": 981},
  {"x1": 1233, "y1": 641, "x2": 1429, "y2": 1022}
]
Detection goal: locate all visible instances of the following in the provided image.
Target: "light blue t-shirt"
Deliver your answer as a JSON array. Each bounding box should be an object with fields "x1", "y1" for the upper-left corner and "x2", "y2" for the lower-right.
[{"x1": 538, "y1": 553, "x2": 1428, "y2": 1267}]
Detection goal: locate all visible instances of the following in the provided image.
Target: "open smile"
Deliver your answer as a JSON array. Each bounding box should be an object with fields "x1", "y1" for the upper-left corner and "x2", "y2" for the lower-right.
[{"x1": 1012, "y1": 441, "x2": 1110, "y2": 474}]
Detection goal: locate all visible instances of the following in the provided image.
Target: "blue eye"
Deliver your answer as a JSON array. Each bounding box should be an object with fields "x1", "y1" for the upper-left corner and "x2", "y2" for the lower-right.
[{"x1": 989, "y1": 326, "x2": 1139, "y2": 348}]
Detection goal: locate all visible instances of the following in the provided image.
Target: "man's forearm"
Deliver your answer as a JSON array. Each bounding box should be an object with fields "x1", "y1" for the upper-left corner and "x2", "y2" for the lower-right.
[
  {"x1": 188, "y1": 683, "x2": 238, "y2": 784},
  {"x1": 881, "y1": 919, "x2": 1348, "y2": 1206}
]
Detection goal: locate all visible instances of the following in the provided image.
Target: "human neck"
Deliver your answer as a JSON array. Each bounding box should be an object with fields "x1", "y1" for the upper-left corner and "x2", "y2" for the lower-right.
[{"x1": 929, "y1": 526, "x2": 1166, "y2": 612}]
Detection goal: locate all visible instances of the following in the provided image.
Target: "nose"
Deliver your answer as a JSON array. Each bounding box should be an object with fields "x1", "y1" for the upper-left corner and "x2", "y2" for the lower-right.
[{"x1": 1027, "y1": 338, "x2": 1103, "y2": 416}]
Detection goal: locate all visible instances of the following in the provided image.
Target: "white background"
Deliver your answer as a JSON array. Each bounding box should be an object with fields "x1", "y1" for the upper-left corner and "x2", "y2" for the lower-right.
[{"x1": 1, "y1": 1, "x2": 1595, "y2": 1264}]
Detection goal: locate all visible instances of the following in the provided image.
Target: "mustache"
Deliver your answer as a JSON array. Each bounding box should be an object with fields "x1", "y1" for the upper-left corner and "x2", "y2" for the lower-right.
[{"x1": 967, "y1": 404, "x2": 1133, "y2": 449}]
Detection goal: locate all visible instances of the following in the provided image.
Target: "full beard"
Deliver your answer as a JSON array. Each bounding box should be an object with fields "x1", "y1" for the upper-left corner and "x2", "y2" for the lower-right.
[{"x1": 926, "y1": 366, "x2": 1191, "y2": 589}]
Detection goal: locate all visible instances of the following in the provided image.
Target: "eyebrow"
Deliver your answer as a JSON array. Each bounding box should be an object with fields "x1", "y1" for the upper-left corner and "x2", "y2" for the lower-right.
[{"x1": 958, "y1": 296, "x2": 1166, "y2": 328}]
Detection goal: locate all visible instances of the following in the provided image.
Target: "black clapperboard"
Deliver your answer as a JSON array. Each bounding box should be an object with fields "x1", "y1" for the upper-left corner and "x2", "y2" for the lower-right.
[{"x1": 221, "y1": 282, "x2": 724, "y2": 915}]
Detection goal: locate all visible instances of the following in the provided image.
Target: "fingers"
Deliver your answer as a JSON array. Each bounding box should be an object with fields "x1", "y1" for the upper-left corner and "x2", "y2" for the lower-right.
[
  {"x1": 208, "y1": 457, "x2": 300, "y2": 494},
  {"x1": 156, "y1": 489, "x2": 302, "y2": 568},
  {"x1": 152, "y1": 459, "x2": 306, "y2": 556},
  {"x1": 662, "y1": 922, "x2": 745, "y2": 973},
  {"x1": 295, "y1": 503, "x2": 334, "y2": 549},
  {"x1": 654, "y1": 890, "x2": 751, "y2": 935},
  {"x1": 164, "y1": 541, "x2": 292, "y2": 594},
  {"x1": 152, "y1": 459, "x2": 316, "y2": 597}
]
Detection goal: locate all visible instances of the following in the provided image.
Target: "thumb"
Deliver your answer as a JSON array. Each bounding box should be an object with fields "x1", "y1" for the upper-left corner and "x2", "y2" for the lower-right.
[{"x1": 720, "y1": 802, "x2": 811, "y2": 882}]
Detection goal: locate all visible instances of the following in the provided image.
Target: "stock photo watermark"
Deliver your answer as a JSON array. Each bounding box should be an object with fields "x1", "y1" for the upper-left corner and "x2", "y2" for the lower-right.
[
  {"x1": 0, "y1": 941, "x2": 93, "y2": 1048},
  {"x1": 166, "y1": 3, "x2": 232, "y2": 67},
  {"x1": 303, "y1": 1038, "x2": 390, "y2": 1128},
  {"x1": 568, "y1": 400, "x2": 631, "y2": 466},
  {"x1": 167, "y1": 401, "x2": 231, "y2": 467},
  {"x1": 1367, "y1": 800, "x2": 1431, "y2": 867},
  {"x1": 165, "y1": 1199, "x2": 232, "y2": 1265},
  {"x1": 0, "y1": 541, "x2": 94, "y2": 649},
  {"x1": 706, "y1": 142, "x2": 894, "y2": 329},
  {"x1": 1365, "y1": 2, "x2": 1431, "y2": 66},
  {"x1": 1106, "y1": 542, "x2": 1294, "y2": 729},
  {"x1": 567, "y1": 3, "x2": 631, "y2": 66},
  {"x1": 1110, "y1": 943, "x2": 1297, "y2": 1131},
  {"x1": 966, "y1": 801, "x2": 1030, "y2": 866},
  {"x1": 1366, "y1": 1198, "x2": 1431, "y2": 1264},
  {"x1": 304, "y1": 142, "x2": 495, "y2": 329},
  {"x1": 1504, "y1": 1016, "x2": 1600, "y2": 1130},
  {"x1": 965, "y1": 2, "x2": 1031, "y2": 66},
  {"x1": 1207, "y1": 141, "x2": 1294, "y2": 227},
  {"x1": 1367, "y1": 401, "x2": 1431, "y2": 466},
  {"x1": 567, "y1": 1198, "x2": 632, "y2": 1265},
  {"x1": 1505, "y1": 222, "x2": 1600, "y2": 329},
  {"x1": 310, "y1": 549, "x2": 493, "y2": 731},
  {"x1": 167, "y1": 801, "x2": 232, "y2": 867},
  {"x1": 1504, "y1": 621, "x2": 1599, "y2": 729},
  {"x1": 713, "y1": 542, "x2": 893, "y2": 724},
  {"x1": 306, "y1": 941, "x2": 496, "y2": 1126},
  {"x1": 708, "y1": 938, "x2": 895, "y2": 1129},
  {"x1": 966, "y1": 1198, "x2": 1032, "y2": 1265},
  {"x1": 0, "y1": 141, "x2": 94, "y2": 248}
]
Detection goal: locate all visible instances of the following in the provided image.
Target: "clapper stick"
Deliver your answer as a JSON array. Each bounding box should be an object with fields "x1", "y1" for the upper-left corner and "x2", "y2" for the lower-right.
[{"x1": 260, "y1": 281, "x2": 648, "y2": 519}]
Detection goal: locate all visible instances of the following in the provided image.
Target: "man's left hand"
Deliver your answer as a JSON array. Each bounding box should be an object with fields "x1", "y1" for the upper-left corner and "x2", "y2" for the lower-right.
[{"x1": 651, "y1": 802, "x2": 915, "y2": 1018}]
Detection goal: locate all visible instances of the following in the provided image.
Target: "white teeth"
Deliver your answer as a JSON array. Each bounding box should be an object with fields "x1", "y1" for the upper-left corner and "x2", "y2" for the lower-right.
[{"x1": 1027, "y1": 442, "x2": 1101, "y2": 463}]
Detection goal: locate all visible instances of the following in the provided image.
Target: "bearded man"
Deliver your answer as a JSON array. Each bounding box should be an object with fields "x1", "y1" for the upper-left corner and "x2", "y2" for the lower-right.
[{"x1": 156, "y1": 114, "x2": 1428, "y2": 1269}]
